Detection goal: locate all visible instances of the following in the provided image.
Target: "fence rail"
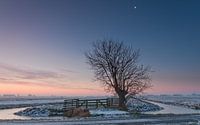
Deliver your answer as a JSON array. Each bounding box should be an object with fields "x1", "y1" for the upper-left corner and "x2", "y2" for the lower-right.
[{"x1": 63, "y1": 98, "x2": 119, "y2": 110}]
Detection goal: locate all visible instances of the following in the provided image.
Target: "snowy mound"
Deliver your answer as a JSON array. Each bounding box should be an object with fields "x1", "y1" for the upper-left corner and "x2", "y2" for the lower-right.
[
  {"x1": 15, "y1": 104, "x2": 63, "y2": 117},
  {"x1": 15, "y1": 107, "x2": 50, "y2": 117},
  {"x1": 127, "y1": 98, "x2": 163, "y2": 112}
]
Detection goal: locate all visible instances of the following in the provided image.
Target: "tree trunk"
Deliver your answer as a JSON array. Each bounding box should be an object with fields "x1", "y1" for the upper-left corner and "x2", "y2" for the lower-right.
[{"x1": 118, "y1": 93, "x2": 127, "y2": 111}]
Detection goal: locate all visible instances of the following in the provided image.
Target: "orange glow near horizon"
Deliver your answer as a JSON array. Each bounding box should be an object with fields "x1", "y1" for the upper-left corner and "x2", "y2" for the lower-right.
[
  {"x1": 0, "y1": 79, "x2": 200, "y2": 96},
  {"x1": 0, "y1": 82, "x2": 108, "y2": 96},
  {"x1": 1, "y1": 81, "x2": 200, "y2": 96}
]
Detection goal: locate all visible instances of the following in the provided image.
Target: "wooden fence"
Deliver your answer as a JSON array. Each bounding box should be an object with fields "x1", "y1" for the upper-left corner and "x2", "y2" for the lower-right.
[{"x1": 63, "y1": 98, "x2": 119, "y2": 110}]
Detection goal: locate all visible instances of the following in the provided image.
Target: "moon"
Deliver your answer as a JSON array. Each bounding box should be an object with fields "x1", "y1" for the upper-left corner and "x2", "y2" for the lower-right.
[{"x1": 134, "y1": 6, "x2": 137, "y2": 9}]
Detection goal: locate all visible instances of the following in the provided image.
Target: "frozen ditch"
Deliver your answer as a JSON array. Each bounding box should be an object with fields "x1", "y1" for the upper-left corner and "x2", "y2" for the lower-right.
[
  {"x1": 0, "y1": 107, "x2": 30, "y2": 120},
  {"x1": 145, "y1": 100, "x2": 200, "y2": 114}
]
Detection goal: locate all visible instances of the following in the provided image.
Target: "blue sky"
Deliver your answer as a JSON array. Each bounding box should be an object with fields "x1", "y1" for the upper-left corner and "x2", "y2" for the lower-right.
[{"x1": 0, "y1": 0, "x2": 199, "y2": 95}]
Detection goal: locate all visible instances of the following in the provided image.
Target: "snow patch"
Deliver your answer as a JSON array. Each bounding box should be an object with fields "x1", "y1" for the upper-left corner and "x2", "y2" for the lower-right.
[
  {"x1": 90, "y1": 108, "x2": 129, "y2": 118},
  {"x1": 127, "y1": 98, "x2": 163, "y2": 112}
]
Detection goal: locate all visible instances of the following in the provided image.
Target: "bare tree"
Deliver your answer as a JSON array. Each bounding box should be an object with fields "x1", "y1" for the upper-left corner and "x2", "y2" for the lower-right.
[{"x1": 85, "y1": 40, "x2": 152, "y2": 110}]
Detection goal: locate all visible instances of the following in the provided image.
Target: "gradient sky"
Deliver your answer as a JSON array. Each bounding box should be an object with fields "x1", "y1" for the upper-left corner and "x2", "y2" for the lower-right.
[{"x1": 0, "y1": 0, "x2": 199, "y2": 96}]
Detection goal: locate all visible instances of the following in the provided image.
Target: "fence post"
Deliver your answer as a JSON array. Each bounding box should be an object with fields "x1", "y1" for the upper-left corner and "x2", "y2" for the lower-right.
[
  {"x1": 111, "y1": 98, "x2": 113, "y2": 107},
  {"x1": 106, "y1": 98, "x2": 109, "y2": 107},
  {"x1": 76, "y1": 99, "x2": 79, "y2": 108},
  {"x1": 63, "y1": 100, "x2": 66, "y2": 110},
  {"x1": 86, "y1": 100, "x2": 88, "y2": 109},
  {"x1": 96, "y1": 99, "x2": 98, "y2": 108}
]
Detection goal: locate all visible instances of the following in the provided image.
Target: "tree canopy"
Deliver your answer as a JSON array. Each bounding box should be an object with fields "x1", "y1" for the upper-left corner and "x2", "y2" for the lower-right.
[{"x1": 85, "y1": 40, "x2": 152, "y2": 110}]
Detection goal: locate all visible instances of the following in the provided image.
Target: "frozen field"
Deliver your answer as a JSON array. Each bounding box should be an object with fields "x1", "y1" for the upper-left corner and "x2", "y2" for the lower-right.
[
  {"x1": 0, "y1": 95, "x2": 200, "y2": 124},
  {"x1": 143, "y1": 94, "x2": 200, "y2": 109},
  {"x1": 0, "y1": 96, "x2": 110, "y2": 109},
  {"x1": 0, "y1": 96, "x2": 162, "y2": 120},
  {"x1": 0, "y1": 96, "x2": 65, "y2": 109}
]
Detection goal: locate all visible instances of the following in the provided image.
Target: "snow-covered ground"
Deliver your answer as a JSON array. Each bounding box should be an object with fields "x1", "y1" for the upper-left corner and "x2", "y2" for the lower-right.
[
  {"x1": 15, "y1": 103, "x2": 64, "y2": 117},
  {"x1": 145, "y1": 100, "x2": 200, "y2": 114},
  {"x1": 143, "y1": 94, "x2": 200, "y2": 110},
  {"x1": 0, "y1": 96, "x2": 109, "y2": 109},
  {"x1": 14, "y1": 97, "x2": 162, "y2": 118},
  {"x1": 5, "y1": 95, "x2": 200, "y2": 120},
  {"x1": 0, "y1": 95, "x2": 200, "y2": 124},
  {"x1": 90, "y1": 108, "x2": 129, "y2": 118},
  {"x1": 15, "y1": 106, "x2": 51, "y2": 117},
  {"x1": 15, "y1": 105, "x2": 130, "y2": 118},
  {"x1": 127, "y1": 98, "x2": 163, "y2": 112},
  {"x1": 0, "y1": 97, "x2": 65, "y2": 109}
]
